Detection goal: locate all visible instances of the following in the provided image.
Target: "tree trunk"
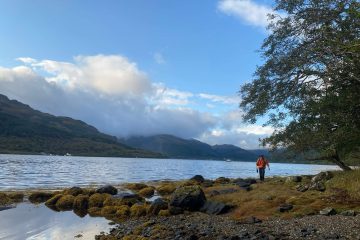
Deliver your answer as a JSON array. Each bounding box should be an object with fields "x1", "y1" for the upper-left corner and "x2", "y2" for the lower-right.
[{"x1": 331, "y1": 150, "x2": 352, "y2": 171}]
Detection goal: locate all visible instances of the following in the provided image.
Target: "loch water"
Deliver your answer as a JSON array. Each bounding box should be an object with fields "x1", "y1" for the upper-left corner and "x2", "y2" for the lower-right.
[
  {"x1": 0, "y1": 154, "x2": 340, "y2": 240},
  {"x1": 0, "y1": 154, "x2": 339, "y2": 190}
]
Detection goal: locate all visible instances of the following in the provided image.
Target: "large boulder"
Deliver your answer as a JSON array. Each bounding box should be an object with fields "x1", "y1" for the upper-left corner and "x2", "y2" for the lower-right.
[
  {"x1": 200, "y1": 201, "x2": 231, "y2": 215},
  {"x1": 96, "y1": 185, "x2": 118, "y2": 195},
  {"x1": 169, "y1": 185, "x2": 206, "y2": 211}
]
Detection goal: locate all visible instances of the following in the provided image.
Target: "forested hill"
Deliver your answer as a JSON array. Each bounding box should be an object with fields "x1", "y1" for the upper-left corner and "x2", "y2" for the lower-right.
[
  {"x1": 0, "y1": 94, "x2": 163, "y2": 158},
  {"x1": 120, "y1": 134, "x2": 257, "y2": 161}
]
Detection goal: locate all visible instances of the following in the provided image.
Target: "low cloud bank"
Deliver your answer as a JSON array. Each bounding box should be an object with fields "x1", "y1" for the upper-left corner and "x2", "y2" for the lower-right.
[{"x1": 0, "y1": 55, "x2": 273, "y2": 148}]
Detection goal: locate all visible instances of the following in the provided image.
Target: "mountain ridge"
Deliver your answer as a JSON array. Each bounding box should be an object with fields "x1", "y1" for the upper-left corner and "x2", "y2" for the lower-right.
[
  {"x1": 0, "y1": 94, "x2": 163, "y2": 158},
  {"x1": 120, "y1": 134, "x2": 257, "y2": 161}
]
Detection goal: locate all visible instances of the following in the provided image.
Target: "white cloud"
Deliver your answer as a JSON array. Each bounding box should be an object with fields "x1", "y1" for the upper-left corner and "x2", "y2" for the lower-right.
[
  {"x1": 0, "y1": 54, "x2": 274, "y2": 149},
  {"x1": 16, "y1": 57, "x2": 37, "y2": 64},
  {"x1": 153, "y1": 83, "x2": 194, "y2": 107},
  {"x1": 198, "y1": 93, "x2": 240, "y2": 105},
  {"x1": 235, "y1": 125, "x2": 274, "y2": 135},
  {"x1": 153, "y1": 52, "x2": 166, "y2": 65},
  {"x1": 218, "y1": 0, "x2": 275, "y2": 28},
  {"x1": 30, "y1": 55, "x2": 152, "y2": 96}
]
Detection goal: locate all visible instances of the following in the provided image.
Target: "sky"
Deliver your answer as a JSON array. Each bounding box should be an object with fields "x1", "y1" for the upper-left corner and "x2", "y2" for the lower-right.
[{"x1": 0, "y1": 0, "x2": 278, "y2": 149}]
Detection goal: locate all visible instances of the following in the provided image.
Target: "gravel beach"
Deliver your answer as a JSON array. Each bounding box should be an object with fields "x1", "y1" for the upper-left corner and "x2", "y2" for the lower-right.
[{"x1": 96, "y1": 212, "x2": 360, "y2": 240}]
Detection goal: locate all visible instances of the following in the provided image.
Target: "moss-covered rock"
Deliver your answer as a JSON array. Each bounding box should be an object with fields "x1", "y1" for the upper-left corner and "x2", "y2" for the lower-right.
[
  {"x1": 0, "y1": 193, "x2": 10, "y2": 205},
  {"x1": 96, "y1": 185, "x2": 118, "y2": 195},
  {"x1": 125, "y1": 183, "x2": 148, "y2": 191},
  {"x1": 130, "y1": 204, "x2": 148, "y2": 217},
  {"x1": 156, "y1": 184, "x2": 176, "y2": 196},
  {"x1": 147, "y1": 198, "x2": 168, "y2": 215},
  {"x1": 88, "y1": 207, "x2": 102, "y2": 217},
  {"x1": 88, "y1": 193, "x2": 111, "y2": 208},
  {"x1": 7, "y1": 192, "x2": 24, "y2": 202},
  {"x1": 138, "y1": 187, "x2": 155, "y2": 198},
  {"x1": 169, "y1": 185, "x2": 206, "y2": 211},
  {"x1": 45, "y1": 194, "x2": 63, "y2": 206},
  {"x1": 55, "y1": 194, "x2": 75, "y2": 210},
  {"x1": 63, "y1": 187, "x2": 83, "y2": 196},
  {"x1": 101, "y1": 206, "x2": 119, "y2": 216},
  {"x1": 73, "y1": 194, "x2": 89, "y2": 210},
  {"x1": 115, "y1": 205, "x2": 130, "y2": 217},
  {"x1": 82, "y1": 188, "x2": 96, "y2": 196},
  {"x1": 28, "y1": 192, "x2": 53, "y2": 203}
]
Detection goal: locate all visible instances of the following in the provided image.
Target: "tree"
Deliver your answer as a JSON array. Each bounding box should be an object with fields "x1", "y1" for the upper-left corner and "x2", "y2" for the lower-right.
[{"x1": 240, "y1": 0, "x2": 360, "y2": 170}]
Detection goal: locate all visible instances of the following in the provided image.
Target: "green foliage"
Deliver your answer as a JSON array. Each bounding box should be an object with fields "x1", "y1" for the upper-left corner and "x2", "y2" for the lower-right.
[{"x1": 240, "y1": 0, "x2": 360, "y2": 169}]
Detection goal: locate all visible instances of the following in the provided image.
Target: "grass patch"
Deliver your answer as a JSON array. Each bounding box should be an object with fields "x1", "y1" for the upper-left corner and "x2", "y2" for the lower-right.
[{"x1": 327, "y1": 169, "x2": 360, "y2": 199}]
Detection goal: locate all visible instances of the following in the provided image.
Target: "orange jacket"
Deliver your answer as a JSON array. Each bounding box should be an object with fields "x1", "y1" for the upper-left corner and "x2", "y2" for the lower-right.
[{"x1": 256, "y1": 157, "x2": 269, "y2": 169}]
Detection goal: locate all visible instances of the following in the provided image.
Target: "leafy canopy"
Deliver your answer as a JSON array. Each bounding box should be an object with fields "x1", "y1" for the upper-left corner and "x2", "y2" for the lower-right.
[{"x1": 240, "y1": 0, "x2": 360, "y2": 169}]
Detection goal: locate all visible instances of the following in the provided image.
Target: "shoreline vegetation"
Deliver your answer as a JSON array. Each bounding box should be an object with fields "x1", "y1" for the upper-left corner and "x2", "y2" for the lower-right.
[{"x1": 1, "y1": 170, "x2": 359, "y2": 239}]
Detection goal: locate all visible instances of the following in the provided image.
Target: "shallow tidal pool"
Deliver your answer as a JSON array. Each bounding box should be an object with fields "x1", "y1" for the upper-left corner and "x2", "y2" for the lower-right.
[{"x1": 0, "y1": 203, "x2": 111, "y2": 240}]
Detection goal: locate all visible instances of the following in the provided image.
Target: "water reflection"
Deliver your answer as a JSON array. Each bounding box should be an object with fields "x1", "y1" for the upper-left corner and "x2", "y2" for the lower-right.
[
  {"x1": 0, "y1": 154, "x2": 339, "y2": 190},
  {"x1": 0, "y1": 203, "x2": 110, "y2": 240}
]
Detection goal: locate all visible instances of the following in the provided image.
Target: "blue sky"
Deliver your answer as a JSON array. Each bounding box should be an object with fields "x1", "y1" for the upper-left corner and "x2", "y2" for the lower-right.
[{"x1": 0, "y1": 0, "x2": 277, "y2": 149}]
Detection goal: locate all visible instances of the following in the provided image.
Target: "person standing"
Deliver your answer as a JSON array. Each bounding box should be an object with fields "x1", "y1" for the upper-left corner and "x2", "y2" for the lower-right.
[{"x1": 256, "y1": 155, "x2": 270, "y2": 181}]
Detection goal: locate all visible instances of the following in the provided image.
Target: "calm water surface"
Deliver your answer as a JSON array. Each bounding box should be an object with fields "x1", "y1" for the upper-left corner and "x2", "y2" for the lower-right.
[
  {"x1": 0, "y1": 203, "x2": 110, "y2": 240},
  {"x1": 0, "y1": 154, "x2": 339, "y2": 190}
]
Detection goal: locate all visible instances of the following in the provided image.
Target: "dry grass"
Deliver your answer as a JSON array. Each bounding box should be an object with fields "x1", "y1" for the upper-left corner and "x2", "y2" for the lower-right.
[
  {"x1": 205, "y1": 173, "x2": 360, "y2": 221},
  {"x1": 327, "y1": 169, "x2": 360, "y2": 199}
]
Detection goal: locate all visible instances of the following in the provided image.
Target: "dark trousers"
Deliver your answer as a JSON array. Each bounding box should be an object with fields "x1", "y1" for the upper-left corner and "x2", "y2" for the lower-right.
[{"x1": 259, "y1": 168, "x2": 265, "y2": 181}]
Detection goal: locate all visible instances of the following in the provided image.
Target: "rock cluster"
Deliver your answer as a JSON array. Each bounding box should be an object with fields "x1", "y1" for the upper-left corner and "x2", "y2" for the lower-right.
[{"x1": 296, "y1": 171, "x2": 334, "y2": 193}]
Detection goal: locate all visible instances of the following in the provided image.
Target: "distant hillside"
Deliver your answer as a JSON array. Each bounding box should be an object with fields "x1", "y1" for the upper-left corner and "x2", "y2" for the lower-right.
[
  {"x1": 0, "y1": 94, "x2": 163, "y2": 158},
  {"x1": 121, "y1": 134, "x2": 257, "y2": 161}
]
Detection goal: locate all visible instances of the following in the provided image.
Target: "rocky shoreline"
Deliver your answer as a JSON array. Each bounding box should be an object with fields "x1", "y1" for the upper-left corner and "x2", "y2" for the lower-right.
[{"x1": 1, "y1": 170, "x2": 360, "y2": 239}]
